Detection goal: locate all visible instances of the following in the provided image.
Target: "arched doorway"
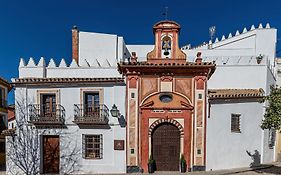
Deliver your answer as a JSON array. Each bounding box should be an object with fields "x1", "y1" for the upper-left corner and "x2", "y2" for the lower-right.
[{"x1": 152, "y1": 122, "x2": 180, "y2": 171}]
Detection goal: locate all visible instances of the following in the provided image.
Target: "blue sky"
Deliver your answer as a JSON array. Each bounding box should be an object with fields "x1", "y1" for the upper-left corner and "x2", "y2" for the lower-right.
[{"x1": 0, "y1": 0, "x2": 280, "y2": 103}]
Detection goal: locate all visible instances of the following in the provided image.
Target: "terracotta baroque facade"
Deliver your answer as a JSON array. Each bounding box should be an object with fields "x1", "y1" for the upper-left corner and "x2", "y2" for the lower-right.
[{"x1": 118, "y1": 21, "x2": 216, "y2": 172}]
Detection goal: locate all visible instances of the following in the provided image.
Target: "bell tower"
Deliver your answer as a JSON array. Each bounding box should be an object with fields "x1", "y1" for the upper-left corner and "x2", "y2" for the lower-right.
[{"x1": 147, "y1": 20, "x2": 186, "y2": 63}]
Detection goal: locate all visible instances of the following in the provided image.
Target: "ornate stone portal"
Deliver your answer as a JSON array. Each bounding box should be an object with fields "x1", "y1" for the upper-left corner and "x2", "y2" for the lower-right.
[{"x1": 118, "y1": 20, "x2": 216, "y2": 172}]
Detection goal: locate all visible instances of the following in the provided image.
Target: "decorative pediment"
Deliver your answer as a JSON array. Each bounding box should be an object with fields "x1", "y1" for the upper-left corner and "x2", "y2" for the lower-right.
[{"x1": 140, "y1": 92, "x2": 193, "y2": 110}]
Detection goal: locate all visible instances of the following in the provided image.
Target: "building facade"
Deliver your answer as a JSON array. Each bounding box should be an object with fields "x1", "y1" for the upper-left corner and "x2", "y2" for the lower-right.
[
  {"x1": 7, "y1": 39, "x2": 127, "y2": 174},
  {"x1": 7, "y1": 20, "x2": 278, "y2": 174},
  {"x1": 0, "y1": 77, "x2": 11, "y2": 168},
  {"x1": 118, "y1": 21, "x2": 216, "y2": 172}
]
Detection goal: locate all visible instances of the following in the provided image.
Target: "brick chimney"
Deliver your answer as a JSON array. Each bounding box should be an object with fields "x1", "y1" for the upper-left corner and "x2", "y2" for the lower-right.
[
  {"x1": 72, "y1": 25, "x2": 79, "y2": 64},
  {"x1": 131, "y1": 52, "x2": 138, "y2": 63},
  {"x1": 195, "y1": 52, "x2": 202, "y2": 64}
]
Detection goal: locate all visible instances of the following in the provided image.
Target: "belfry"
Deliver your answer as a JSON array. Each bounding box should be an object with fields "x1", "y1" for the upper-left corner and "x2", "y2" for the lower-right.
[{"x1": 118, "y1": 20, "x2": 216, "y2": 172}]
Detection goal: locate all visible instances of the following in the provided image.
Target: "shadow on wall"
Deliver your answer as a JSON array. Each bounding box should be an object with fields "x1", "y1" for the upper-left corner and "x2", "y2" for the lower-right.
[{"x1": 246, "y1": 150, "x2": 261, "y2": 167}]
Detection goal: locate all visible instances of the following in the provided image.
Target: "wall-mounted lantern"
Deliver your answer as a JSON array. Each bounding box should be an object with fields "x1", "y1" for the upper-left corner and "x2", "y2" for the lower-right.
[{"x1": 110, "y1": 104, "x2": 120, "y2": 118}]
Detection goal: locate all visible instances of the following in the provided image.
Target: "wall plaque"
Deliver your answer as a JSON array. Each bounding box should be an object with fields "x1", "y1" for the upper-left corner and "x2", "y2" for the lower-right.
[{"x1": 114, "y1": 140, "x2": 125, "y2": 150}]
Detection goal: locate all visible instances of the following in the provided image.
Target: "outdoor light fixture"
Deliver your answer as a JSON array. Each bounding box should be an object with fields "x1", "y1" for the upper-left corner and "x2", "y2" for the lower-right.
[{"x1": 110, "y1": 104, "x2": 120, "y2": 118}]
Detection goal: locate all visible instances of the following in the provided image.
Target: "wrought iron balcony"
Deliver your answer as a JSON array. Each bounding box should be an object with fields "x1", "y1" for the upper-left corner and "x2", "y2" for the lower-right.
[
  {"x1": 0, "y1": 98, "x2": 7, "y2": 109},
  {"x1": 28, "y1": 104, "x2": 65, "y2": 126},
  {"x1": 73, "y1": 104, "x2": 109, "y2": 125}
]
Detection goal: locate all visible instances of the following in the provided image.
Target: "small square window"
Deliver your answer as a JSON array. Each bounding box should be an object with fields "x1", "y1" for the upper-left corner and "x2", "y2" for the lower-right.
[
  {"x1": 231, "y1": 114, "x2": 241, "y2": 133},
  {"x1": 197, "y1": 149, "x2": 201, "y2": 155},
  {"x1": 198, "y1": 94, "x2": 202, "y2": 99},
  {"x1": 131, "y1": 148, "x2": 134, "y2": 154},
  {"x1": 131, "y1": 93, "x2": 135, "y2": 99},
  {"x1": 82, "y1": 134, "x2": 103, "y2": 159}
]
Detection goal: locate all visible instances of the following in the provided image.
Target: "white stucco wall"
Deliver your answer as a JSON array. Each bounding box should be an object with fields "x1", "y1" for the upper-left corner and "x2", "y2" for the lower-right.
[
  {"x1": 208, "y1": 65, "x2": 268, "y2": 90},
  {"x1": 79, "y1": 32, "x2": 118, "y2": 66},
  {"x1": 183, "y1": 26, "x2": 277, "y2": 65},
  {"x1": 126, "y1": 45, "x2": 154, "y2": 61},
  {"x1": 8, "y1": 82, "x2": 126, "y2": 174},
  {"x1": 206, "y1": 101, "x2": 264, "y2": 170}
]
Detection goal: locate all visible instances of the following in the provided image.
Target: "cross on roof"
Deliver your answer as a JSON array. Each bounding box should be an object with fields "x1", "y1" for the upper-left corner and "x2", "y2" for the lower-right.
[{"x1": 163, "y1": 6, "x2": 168, "y2": 20}]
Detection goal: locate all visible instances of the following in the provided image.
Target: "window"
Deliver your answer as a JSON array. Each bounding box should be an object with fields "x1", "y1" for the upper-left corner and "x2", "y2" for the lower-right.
[
  {"x1": 198, "y1": 93, "x2": 202, "y2": 99},
  {"x1": 159, "y1": 93, "x2": 173, "y2": 103},
  {"x1": 84, "y1": 92, "x2": 99, "y2": 107},
  {"x1": 231, "y1": 114, "x2": 241, "y2": 133},
  {"x1": 131, "y1": 93, "x2": 135, "y2": 99},
  {"x1": 84, "y1": 92, "x2": 100, "y2": 116},
  {"x1": 82, "y1": 134, "x2": 103, "y2": 159},
  {"x1": 41, "y1": 94, "x2": 56, "y2": 117}
]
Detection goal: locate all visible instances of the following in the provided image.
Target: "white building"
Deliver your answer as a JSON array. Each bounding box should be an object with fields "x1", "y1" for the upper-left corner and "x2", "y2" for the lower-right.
[
  {"x1": 7, "y1": 29, "x2": 127, "y2": 174},
  {"x1": 184, "y1": 23, "x2": 277, "y2": 171},
  {"x1": 6, "y1": 21, "x2": 278, "y2": 174}
]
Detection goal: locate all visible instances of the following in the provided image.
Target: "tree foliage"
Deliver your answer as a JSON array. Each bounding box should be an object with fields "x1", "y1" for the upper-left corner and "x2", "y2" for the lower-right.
[{"x1": 261, "y1": 86, "x2": 281, "y2": 130}]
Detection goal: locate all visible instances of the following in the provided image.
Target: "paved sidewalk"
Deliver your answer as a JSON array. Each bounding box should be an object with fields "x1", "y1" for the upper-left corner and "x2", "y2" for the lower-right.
[
  {"x1": 0, "y1": 162, "x2": 280, "y2": 175},
  {"x1": 120, "y1": 162, "x2": 280, "y2": 175}
]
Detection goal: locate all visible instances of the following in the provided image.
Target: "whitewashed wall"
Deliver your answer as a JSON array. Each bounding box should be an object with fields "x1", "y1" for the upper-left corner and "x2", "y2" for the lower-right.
[
  {"x1": 206, "y1": 101, "x2": 264, "y2": 170},
  {"x1": 183, "y1": 24, "x2": 277, "y2": 64},
  {"x1": 8, "y1": 83, "x2": 126, "y2": 174},
  {"x1": 208, "y1": 65, "x2": 271, "y2": 92},
  {"x1": 126, "y1": 45, "x2": 154, "y2": 61},
  {"x1": 79, "y1": 32, "x2": 129, "y2": 66}
]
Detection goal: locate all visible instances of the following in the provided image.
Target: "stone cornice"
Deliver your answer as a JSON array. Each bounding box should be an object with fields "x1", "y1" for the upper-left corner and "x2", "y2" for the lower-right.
[{"x1": 12, "y1": 77, "x2": 125, "y2": 87}]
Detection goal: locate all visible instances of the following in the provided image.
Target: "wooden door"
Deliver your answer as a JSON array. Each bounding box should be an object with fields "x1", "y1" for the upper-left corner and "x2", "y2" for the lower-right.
[
  {"x1": 152, "y1": 123, "x2": 180, "y2": 171},
  {"x1": 43, "y1": 135, "x2": 60, "y2": 174}
]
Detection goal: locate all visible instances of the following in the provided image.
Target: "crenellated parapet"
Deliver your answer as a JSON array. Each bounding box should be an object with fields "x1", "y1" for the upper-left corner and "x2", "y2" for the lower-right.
[
  {"x1": 181, "y1": 23, "x2": 274, "y2": 50},
  {"x1": 19, "y1": 57, "x2": 120, "y2": 78}
]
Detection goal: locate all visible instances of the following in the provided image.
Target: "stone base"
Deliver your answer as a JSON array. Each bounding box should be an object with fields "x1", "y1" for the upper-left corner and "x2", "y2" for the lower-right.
[{"x1": 192, "y1": 165, "x2": 206, "y2": 171}]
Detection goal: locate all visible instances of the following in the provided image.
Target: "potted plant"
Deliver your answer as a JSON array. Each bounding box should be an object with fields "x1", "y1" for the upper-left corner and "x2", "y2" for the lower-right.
[
  {"x1": 148, "y1": 155, "x2": 155, "y2": 173},
  {"x1": 256, "y1": 54, "x2": 263, "y2": 64},
  {"x1": 180, "y1": 154, "x2": 187, "y2": 173}
]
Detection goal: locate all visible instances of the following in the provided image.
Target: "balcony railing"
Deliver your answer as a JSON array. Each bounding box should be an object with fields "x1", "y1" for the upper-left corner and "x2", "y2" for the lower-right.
[
  {"x1": 28, "y1": 104, "x2": 65, "y2": 125},
  {"x1": 0, "y1": 98, "x2": 7, "y2": 108},
  {"x1": 73, "y1": 104, "x2": 109, "y2": 125}
]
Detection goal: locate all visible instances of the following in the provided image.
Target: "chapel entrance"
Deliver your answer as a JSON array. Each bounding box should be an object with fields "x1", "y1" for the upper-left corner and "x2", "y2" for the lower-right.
[
  {"x1": 152, "y1": 122, "x2": 180, "y2": 171},
  {"x1": 43, "y1": 135, "x2": 60, "y2": 174}
]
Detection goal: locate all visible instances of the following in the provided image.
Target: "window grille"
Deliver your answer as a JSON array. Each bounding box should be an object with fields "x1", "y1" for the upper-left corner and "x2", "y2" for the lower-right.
[
  {"x1": 231, "y1": 114, "x2": 241, "y2": 133},
  {"x1": 82, "y1": 134, "x2": 103, "y2": 159}
]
